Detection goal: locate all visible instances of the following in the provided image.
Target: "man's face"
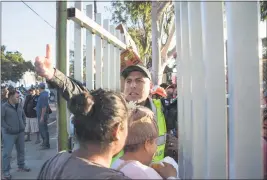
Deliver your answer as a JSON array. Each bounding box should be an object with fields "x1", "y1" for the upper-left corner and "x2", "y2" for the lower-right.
[
  {"x1": 166, "y1": 88, "x2": 174, "y2": 99},
  {"x1": 29, "y1": 90, "x2": 35, "y2": 96},
  {"x1": 10, "y1": 92, "x2": 19, "y2": 104},
  {"x1": 123, "y1": 71, "x2": 151, "y2": 103}
]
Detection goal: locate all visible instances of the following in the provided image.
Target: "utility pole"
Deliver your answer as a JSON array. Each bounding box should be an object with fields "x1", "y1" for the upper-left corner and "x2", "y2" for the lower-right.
[
  {"x1": 94, "y1": 1, "x2": 97, "y2": 20},
  {"x1": 56, "y1": 1, "x2": 69, "y2": 152}
]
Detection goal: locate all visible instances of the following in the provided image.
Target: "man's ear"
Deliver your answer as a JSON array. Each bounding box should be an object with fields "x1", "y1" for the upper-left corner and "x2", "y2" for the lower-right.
[
  {"x1": 144, "y1": 139, "x2": 151, "y2": 152},
  {"x1": 112, "y1": 122, "x2": 122, "y2": 141}
]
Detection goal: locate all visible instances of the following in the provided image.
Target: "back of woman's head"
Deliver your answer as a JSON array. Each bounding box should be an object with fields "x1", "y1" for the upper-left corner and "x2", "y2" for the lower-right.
[
  {"x1": 68, "y1": 89, "x2": 128, "y2": 146},
  {"x1": 124, "y1": 106, "x2": 158, "y2": 152}
]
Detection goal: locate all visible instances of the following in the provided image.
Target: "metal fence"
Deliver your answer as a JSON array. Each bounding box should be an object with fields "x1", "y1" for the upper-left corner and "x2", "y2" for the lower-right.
[{"x1": 175, "y1": 2, "x2": 263, "y2": 179}]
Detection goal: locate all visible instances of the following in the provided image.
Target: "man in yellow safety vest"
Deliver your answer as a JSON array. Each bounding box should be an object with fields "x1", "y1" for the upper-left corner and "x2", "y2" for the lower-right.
[{"x1": 111, "y1": 64, "x2": 168, "y2": 163}]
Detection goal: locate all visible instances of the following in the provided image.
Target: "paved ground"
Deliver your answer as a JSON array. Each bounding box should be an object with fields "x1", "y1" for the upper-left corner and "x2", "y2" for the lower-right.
[{"x1": 7, "y1": 103, "x2": 58, "y2": 179}]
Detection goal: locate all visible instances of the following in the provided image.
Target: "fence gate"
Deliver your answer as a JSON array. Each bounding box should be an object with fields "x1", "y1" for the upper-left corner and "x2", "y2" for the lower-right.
[{"x1": 175, "y1": 1, "x2": 263, "y2": 179}]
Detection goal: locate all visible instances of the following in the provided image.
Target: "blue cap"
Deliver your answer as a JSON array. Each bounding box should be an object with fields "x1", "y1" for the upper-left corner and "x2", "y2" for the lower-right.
[{"x1": 38, "y1": 83, "x2": 46, "y2": 89}]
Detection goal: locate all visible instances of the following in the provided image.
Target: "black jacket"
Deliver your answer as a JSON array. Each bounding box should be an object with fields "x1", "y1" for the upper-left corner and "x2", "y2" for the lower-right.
[
  {"x1": 162, "y1": 98, "x2": 178, "y2": 131},
  {"x1": 23, "y1": 95, "x2": 38, "y2": 118}
]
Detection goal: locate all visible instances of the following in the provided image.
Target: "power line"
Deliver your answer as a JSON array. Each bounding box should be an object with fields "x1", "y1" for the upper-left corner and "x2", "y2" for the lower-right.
[{"x1": 21, "y1": 0, "x2": 55, "y2": 30}]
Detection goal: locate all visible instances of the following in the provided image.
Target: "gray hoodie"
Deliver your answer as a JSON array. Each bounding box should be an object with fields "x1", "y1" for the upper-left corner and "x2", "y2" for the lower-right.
[{"x1": 1, "y1": 102, "x2": 26, "y2": 134}]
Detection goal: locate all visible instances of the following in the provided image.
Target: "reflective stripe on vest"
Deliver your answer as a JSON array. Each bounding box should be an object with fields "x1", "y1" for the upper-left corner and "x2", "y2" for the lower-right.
[
  {"x1": 157, "y1": 134, "x2": 167, "y2": 146},
  {"x1": 152, "y1": 99, "x2": 167, "y2": 163}
]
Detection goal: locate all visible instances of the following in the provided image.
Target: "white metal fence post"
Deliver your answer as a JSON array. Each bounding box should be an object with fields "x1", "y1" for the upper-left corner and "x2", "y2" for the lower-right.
[
  {"x1": 174, "y1": 2, "x2": 185, "y2": 178},
  {"x1": 226, "y1": 2, "x2": 263, "y2": 179},
  {"x1": 201, "y1": 2, "x2": 227, "y2": 179},
  {"x1": 116, "y1": 29, "x2": 121, "y2": 92},
  {"x1": 74, "y1": 1, "x2": 83, "y2": 82},
  {"x1": 109, "y1": 25, "x2": 116, "y2": 91},
  {"x1": 95, "y1": 13, "x2": 103, "y2": 89},
  {"x1": 86, "y1": 5, "x2": 94, "y2": 90},
  {"x1": 103, "y1": 19, "x2": 110, "y2": 90},
  {"x1": 180, "y1": 2, "x2": 192, "y2": 179},
  {"x1": 113, "y1": 29, "x2": 118, "y2": 91},
  {"x1": 188, "y1": 2, "x2": 206, "y2": 178}
]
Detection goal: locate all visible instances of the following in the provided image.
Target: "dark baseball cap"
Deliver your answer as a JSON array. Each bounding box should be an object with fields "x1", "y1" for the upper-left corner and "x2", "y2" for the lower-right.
[
  {"x1": 121, "y1": 64, "x2": 152, "y2": 80},
  {"x1": 38, "y1": 83, "x2": 46, "y2": 89}
]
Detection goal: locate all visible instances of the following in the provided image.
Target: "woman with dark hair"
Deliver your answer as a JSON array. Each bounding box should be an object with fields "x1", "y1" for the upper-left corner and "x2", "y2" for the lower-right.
[{"x1": 37, "y1": 89, "x2": 130, "y2": 179}]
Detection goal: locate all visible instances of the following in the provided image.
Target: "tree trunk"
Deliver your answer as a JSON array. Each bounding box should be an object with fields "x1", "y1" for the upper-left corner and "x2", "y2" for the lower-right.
[{"x1": 152, "y1": 1, "x2": 162, "y2": 85}]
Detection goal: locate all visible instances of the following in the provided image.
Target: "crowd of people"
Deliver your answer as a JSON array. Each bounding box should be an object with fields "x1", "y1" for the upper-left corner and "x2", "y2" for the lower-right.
[
  {"x1": 34, "y1": 45, "x2": 180, "y2": 179},
  {"x1": 2, "y1": 43, "x2": 267, "y2": 179},
  {"x1": 1, "y1": 83, "x2": 51, "y2": 179}
]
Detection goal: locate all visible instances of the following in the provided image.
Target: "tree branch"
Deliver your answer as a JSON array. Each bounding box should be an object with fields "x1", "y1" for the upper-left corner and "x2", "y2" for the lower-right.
[
  {"x1": 161, "y1": 19, "x2": 175, "y2": 56},
  {"x1": 159, "y1": 11, "x2": 166, "y2": 47},
  {"x1": 157, "y1": 1, "x2": 172, "y2": 20},
  {"x1": 167, "y1": 46, "x2": 176, "y2": 58}
]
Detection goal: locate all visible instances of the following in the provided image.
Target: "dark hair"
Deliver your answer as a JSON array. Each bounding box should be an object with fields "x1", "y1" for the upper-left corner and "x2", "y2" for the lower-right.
[
  {"x1": 166, "y1": 84, "x2": 177, "y2": 90},
  {"x1": 7, "y1": 89, "x2": 17, "y2": 99},
  {"x1": 68, "y1": 88, "x2": 128, "y2": 146},
  {"x1": 160, "y1": 83, "x2": 169, "y2": 89},
  {"x1": 29, "y1": 88, "x2": 35, "y2": 91}
]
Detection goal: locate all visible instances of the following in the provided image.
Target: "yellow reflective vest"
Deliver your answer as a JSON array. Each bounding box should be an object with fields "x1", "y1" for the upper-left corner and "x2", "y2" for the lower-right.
[
  {"x1": 152, "y1": 99, "x2": 167, "y2": 162},
  {"x1": 111, "y1": 99, "x2": 167, "y2": 165}
]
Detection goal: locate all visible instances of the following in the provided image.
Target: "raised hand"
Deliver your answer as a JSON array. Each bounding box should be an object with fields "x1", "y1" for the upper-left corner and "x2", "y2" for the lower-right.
[{"x1": 35, "y1": 44, "x2": 55, "y2": 80}]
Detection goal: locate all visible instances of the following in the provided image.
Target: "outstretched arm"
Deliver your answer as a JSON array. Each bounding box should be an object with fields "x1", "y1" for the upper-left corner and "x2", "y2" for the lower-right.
[{"x1": 47, "y1": 68, "x2": 88, "y2": 102}]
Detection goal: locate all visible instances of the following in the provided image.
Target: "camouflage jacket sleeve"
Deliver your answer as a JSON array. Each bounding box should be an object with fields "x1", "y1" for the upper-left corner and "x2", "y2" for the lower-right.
[{"x1": 46, "y1": 68, "x2": 89, "y2": 102}]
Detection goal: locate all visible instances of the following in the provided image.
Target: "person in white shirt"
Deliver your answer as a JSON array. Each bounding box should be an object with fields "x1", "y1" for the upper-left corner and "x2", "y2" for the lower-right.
[{"x1": 112, "y1": 106, "x2": 178, "y2": 179}]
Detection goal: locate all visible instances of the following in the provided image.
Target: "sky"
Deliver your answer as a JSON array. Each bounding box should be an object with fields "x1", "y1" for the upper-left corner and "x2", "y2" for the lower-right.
[
  {"x1": 2, "y1": 1, "x2": 112, "y2": 67},
  {"x1": 2, "y1": 1, "x2": 267, "y2": 68}
]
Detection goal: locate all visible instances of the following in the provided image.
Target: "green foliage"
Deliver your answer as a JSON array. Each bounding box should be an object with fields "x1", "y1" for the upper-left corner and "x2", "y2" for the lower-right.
[
  {"x1": 261, "y1": 1, "x2": 267, "y2": 21},
  {"x1": 1, "y1": 45, "x2": 34, "y2": 83},
  {"x1": 110, "y1": 1, "x2": 152, "y2": 61}
]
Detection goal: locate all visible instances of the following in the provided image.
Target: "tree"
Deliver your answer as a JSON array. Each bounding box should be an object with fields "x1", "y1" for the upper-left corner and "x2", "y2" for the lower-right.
[
  {"x1": 1, "y1": 45, "x2": 34, "y2": 83},
  {"x1": 110, "y1": 1, "x2": 175, "y2": 68},
  {"x1": 261, "y1": 1, "x2": 267, "y2": 21},
  {"x1": 110, "y1": 1, "x2": 152, "y2": 62}
]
